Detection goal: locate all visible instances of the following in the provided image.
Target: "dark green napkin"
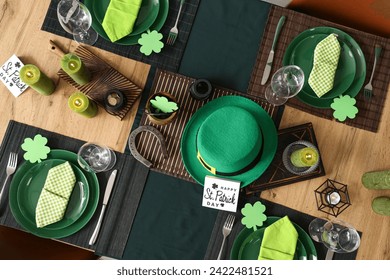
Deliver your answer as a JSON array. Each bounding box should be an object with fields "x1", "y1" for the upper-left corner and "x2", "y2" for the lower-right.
[{"x1": 179, "y1": 0, "x2": 271, "y2": 92}]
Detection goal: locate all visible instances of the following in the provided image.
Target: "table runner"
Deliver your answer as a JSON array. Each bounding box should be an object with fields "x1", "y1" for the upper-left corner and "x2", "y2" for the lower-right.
[
  {"x1": 205, "y1": 196, "x2": 361, "y2": 260},
  {"x1": 135, "y1": 69, "x2": 282, "y2": 183},
  {"x1": 248, "y1": 5, "x2": 390, "y2": 133},
  {"x1": 0, "y1": 120, "x2": 149, "y2": 259},
  {"x1": 42, "y1": 0, "x2": 200, "y2": 72}
]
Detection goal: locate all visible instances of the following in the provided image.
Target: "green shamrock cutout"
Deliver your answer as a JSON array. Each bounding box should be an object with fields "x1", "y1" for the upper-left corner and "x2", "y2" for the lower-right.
[
  {"x1": 138, "y1": 30, "x2": 164, "y2": 56},
  {"x1": 21, "y1": 134, "x2": 50, "y2": 163},
  {"x1": 330, "y1": 95, "x2": 359, "y2": 122},
  {"x1": 241, "y1": 201, "x2": 267, "y2": 231},
  {"x1": 150, "y1": 96, "x2": 178, "y2": 113}
]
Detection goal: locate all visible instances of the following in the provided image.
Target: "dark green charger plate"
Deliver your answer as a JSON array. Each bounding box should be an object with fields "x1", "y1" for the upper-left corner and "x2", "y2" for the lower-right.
[
  {"x1": 92, "y1": 0, "x2": 160, "y2": 36},
  {"x1": 9, "y1": 150, "x2": 99, "y2": 239},
  {"x1": 85, "y1": 0, "x2": 169, "y2": 45},
  {"x1": 17, "y1": 159, "x2": 89, "y2": 231},
  {"x1": 230, "y1": 216, "x2": 317, "y2": 260},
  {"x1": 283, "y1": 27, "x2": 366, "y2": 108}
]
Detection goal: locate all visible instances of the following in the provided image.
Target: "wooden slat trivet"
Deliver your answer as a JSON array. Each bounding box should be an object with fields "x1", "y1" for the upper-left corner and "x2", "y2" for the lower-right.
[{"x1": 56, "y1": 44, "x2": 143, "y2": 120}]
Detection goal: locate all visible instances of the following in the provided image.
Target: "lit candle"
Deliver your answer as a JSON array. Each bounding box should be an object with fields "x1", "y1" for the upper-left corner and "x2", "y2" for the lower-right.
[
  {"x1": 61, "y1": 53, "x2": 91, "y2": 85},
  {"x1": 68, "y1": 92, "x2": 98, "y2": 118},
  {"x1": 290, "y1": 147, "x2": 319, "y2": 168},
  {"x1": 19, "y1": 64, "x2": 55, "y2": 95},
  {"x1": 326, "y1": 191, "x2": 341, "y2": 205}
]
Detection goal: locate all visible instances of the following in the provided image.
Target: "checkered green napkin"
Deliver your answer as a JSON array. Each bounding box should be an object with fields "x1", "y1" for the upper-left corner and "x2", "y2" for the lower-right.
[
  {"x1": 102, "y1": 0, "x2": 143, "y2": 42},
  {"x1": 308, "y1": 34, "x2": 341, "y2": 97},
  {"x1": 35, "y1": 161, "x2": 76, "y2": 228}
]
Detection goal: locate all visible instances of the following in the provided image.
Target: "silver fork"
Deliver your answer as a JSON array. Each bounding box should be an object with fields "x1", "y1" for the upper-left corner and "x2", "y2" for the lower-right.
[
  {"x1": 363, "y1": 44, "x2": 382, "y2": 101},
  {"x1": 217, "y1": 214, "x2": 235, "y2": 260},
  {"x1": 166, "y1": 0, "x2": 185, "y2": 45},
  {"x1": 0, "y1": 152, "x2": 18, "y2": 208}
]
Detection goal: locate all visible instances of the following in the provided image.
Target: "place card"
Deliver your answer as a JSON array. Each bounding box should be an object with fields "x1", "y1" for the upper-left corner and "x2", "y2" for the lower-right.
[
  {"x1": 0, "y1": 54, "x2": 28, "y2": 97},
  {"x1": 202, "y1": 175, "x2": 240, "y2": 212}
]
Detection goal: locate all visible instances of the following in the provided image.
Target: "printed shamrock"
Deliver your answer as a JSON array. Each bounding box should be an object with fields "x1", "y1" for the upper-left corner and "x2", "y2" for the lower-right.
[
  {"x1": 330, "y1": 95, "x2": 359, "y2": 122},
  {"x1": 241, "y1": 201, "x2": 267, "y2": 231},
  {"x1": 138, "y1": 30, "x2": 164, "y2": 56},
  {"x1": 21, "y1": 134, "x2": 50, "y2": 163},
  {"x1": 150, "y1": 96, "x2": 178, "y2": 113}
]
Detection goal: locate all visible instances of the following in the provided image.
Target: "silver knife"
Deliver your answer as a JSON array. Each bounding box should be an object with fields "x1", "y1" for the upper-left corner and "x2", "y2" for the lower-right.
[
  {"x1": 89, "y1": 169, "x2": 117, "y2": 245},
  {"x1": 261, "y1": 16, "x2": 286, "y2": 85}
]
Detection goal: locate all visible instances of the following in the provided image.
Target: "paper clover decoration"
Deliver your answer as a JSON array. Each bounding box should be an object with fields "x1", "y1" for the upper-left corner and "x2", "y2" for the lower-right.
[
  {"x1": 138, "y1": 30, "x2": 164, "y2": 56},
  {"x1": 150, "y1": 96, "x2": 178, "y2": 113},
  {"x1": 241, "y1": 201, "x2": 267, "y2": 231},
  {"x1": 330, "y1": 95, "x2": 358, "y2": 122},
  {"x1": 21, "y1": 134, "x2": 50, "y2": 163}
]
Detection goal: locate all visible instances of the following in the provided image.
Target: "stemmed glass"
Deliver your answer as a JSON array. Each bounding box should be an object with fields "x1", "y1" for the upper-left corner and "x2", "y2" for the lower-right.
[
  {"x1": 77, "y1": 143, "x2": 116, "y2": 173},
  {"x1": 57, "y1": 0, "x2": 98, "y2": 45},
  {"x1": 265, "y1": 65, "x2": 305, "y2": 106},
  {"x1": 309, "y1": 218, "x2": 360, "y2": 259}
]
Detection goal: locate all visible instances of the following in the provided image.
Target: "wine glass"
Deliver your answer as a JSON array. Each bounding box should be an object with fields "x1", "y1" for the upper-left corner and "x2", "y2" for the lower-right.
[
  {"x1": 265, "y1": 65, "x2": 305, "y2": 106},
  {"x1": 309, "y1": 218, "x2": 360, "y2": 259},
  {"x1": 321, "y1": 220, "x2": 360, "y2": 253},
  {"x1": 77, "y1": 143, "x2": 116, "y2": 173},
  {"x1": 57, "y1": 0, "x2": 98, "y2": 45}
]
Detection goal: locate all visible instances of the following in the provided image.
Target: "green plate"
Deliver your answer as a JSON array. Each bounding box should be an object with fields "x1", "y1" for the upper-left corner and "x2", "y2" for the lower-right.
[
  {"x1": 85, "y1": 0, "x2": 169, "y2": 45},
  {"x1": 283, "y1": 27, "x2": 366, "y2": 108},
  {"x1": 92, "y1": 0, "x2": 160, "y2": 36},
  {"x1": 237, "y1": 227, "x2": 307, "y2": 260},
  {"x1": 9, "y1": 150, "x2": 99, "y2": 239},
  {"x1": 17, "y1": 159, "x2": 89, "y2": 231},
  {"x1": 287, "y1": 34, "x2": 356, "y2": 99},
  {"x1": 230, "y1": 216, "x2": 317, "y2": 260}
]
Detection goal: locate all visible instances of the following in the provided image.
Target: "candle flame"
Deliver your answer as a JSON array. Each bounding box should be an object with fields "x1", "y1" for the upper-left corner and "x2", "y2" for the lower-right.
[{"x1": 26, "y1": 71, "x2": 34, "y2": 78}]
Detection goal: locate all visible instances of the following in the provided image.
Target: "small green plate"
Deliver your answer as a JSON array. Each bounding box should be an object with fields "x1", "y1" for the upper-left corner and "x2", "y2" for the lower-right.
[
  {"x1": 283, "y1": 27, "x2": 366, "y2": 108},
  {"x1": 17, "y1": 159, "x2": 89, "y2": 231},
  {"x1": 9, "y1": 150, "x2": 99, "y2": 239},
  {"x1": 237, "y1": 227, "x2": 307, "y2": 260},
  {"x1": 287, "y1": 34, "x2": 356, "y2": 99},
  {"x1": 92, "y1": 0, "x2": 160, "y2": 36},
  {"x1": 230, "y1": 216, "x2": 317, "y2": 260},
  {"x1": 85, "y1": 0, "x2": 169, "y2": 45}
]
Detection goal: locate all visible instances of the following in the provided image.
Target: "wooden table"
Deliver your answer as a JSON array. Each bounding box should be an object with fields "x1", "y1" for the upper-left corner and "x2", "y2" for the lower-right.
[{"x1": 0, "y1": 0, "x2": 389, "y2": 260}]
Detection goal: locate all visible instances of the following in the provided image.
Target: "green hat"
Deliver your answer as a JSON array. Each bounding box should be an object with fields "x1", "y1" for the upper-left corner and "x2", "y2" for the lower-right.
[{"x1": 181, "y1": 96, "x2": 278, "y2": 187}]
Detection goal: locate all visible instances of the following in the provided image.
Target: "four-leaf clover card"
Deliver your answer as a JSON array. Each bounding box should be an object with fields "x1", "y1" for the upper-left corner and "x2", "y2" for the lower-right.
[
  {"x1": 0, "y1": 54, "x2": 28, "y2": 97},
  {"x1": 202, "y1": 175, "x2": 240, "y2": 212}
]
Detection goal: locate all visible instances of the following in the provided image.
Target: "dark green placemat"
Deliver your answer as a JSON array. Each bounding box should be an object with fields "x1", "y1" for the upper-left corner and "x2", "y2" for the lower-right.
[
  {"x1": 179, "y1": 0, "x2": 271, "y2": 93},
  {"x1": 205, "y1": 196, "x2": 361, "y2": 260},
  {"x1": 0, "y1": 120, "x2": 149, "y2": 259},
  {"x1": 123, "y1": 171, "x2": 218, "y2": 260},
  {"x1": 42, "y1": 0, "x2": 200, "y2": 72}
]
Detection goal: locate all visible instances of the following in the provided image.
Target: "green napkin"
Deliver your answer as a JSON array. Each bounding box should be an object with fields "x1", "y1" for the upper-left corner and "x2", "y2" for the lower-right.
[
  {"x1": 102, "y1": 0, "x2": 143, "y2": 42},
  {"x1": 308, "y1": 34, "x2": 341, "y2": 98},
  {"x1": 35, "y1": 161, "x2": 76, "y2": 228},
  {"x1": 258, "y1": 216, "x2": 298, "y2": 260}
]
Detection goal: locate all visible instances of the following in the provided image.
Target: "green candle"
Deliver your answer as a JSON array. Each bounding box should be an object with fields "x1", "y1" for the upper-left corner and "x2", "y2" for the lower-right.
[
  {"x1": 68, "y1": 92, "x2": 98, "y2": 118},
  {"x1": 19, "y1": 64, "x2": 55, "y2": 95},
  {"x1": 290, "y1": 147, "x2": 319, "y2": 167},
  {"x1": 61, "y1": 53, "x2": 91, "y2": 85}
]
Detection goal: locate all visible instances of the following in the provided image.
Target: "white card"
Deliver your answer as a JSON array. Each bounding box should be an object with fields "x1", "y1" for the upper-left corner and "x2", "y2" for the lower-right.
[
  {"x1": 0, "y1": 54, "x2": 28, "y2": 97},
  {"x1": 202, "y1": 175, "x2": 240, "y2": 212}
]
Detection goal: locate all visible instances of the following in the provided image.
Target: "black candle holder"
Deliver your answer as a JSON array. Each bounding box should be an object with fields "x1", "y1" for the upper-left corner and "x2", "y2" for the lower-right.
[{"x1": 314, "y1": 179, "x2": 351, "y2": 217}]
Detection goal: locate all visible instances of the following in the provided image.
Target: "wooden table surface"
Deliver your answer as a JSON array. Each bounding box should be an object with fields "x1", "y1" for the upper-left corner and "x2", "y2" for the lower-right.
[{"x1": 0, "y1": 0, "x2": 389, "y2": 260}]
